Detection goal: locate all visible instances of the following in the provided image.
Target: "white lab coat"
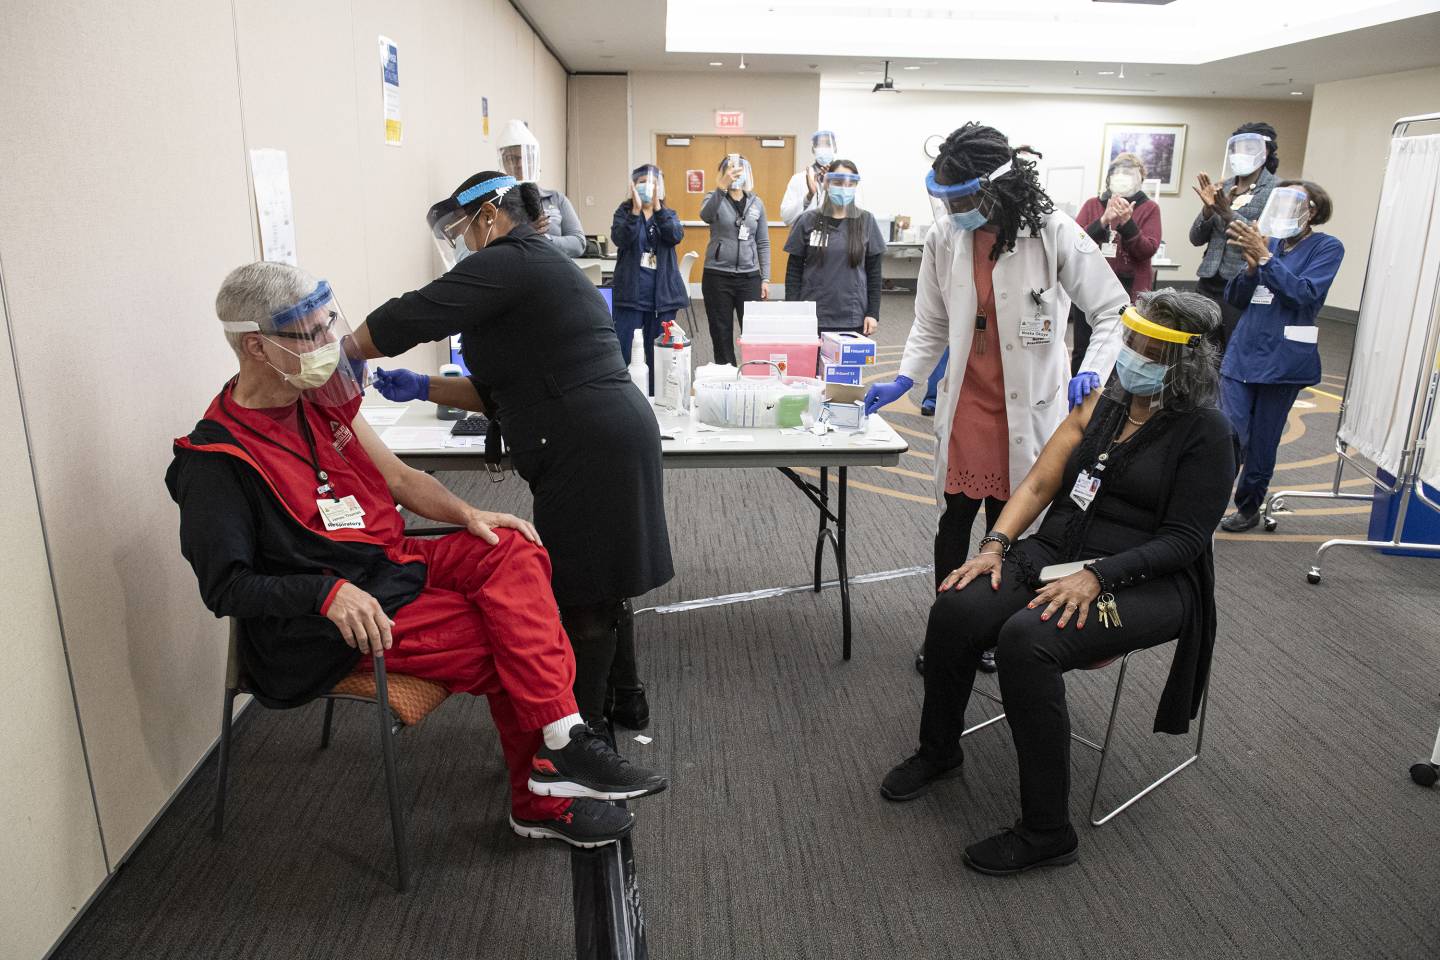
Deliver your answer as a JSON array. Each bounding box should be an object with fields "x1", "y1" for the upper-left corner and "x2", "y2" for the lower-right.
[
  {"x1": 897, "y1": 211, "x2": 1129, "y2": 512},
  {"x1": 780, "y1": 169, "x2": 867, "y2": 225}
]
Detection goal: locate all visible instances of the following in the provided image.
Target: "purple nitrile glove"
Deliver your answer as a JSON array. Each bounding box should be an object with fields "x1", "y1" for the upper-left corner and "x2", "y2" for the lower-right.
[
  {"x1": 372, "y1": 367, "x2": 430, "y2": 403},
  {"x1": 863, "y1": 375, "x2": 915, "y2": 416},
  {"x1": 1068, "y1": 371, "x2": 1101, "y2": 410}
]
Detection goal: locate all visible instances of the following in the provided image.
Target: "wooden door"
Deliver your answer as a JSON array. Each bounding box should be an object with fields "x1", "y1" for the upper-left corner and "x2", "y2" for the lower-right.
[{"x1": 654, "y1": 134, "x2": 795, "y2": 287}]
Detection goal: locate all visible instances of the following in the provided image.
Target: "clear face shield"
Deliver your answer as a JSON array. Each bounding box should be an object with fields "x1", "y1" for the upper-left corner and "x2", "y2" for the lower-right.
[
  {"x1": 1103, "y1": 306, "x2": 1200, "y2": 411},
  {"x1": 1106, "y1": 162, "x2": 1144, "y2": 198},
  {"x1": 1256, "y1": 186, "x2": 1310, "y2": 239},
  {"x1": 497, "y1": 119, "x2": 541, "y2": 182},
  {"x1": 820, "y1": 170, "x2": 860, "y2": 217},
  {"x1": 723, "y1": 154, "x2": 753, "y2": 194},
  {"x1": 426, "y1": 175, "x2": 515, "y2": 269},
  {"x1": 1222, "y1": 132, "x2": 1270, "y2": 180},
  {"x1": 632, "y1": 165, "x2": 665, "y2": 206},
  {"x1": 811, "y1": 130, "x2": 837, "y2": 167},
  {"x1": 926, "y1": 160, "x2": 1012, "y2": 236},
  {"x1": 223, "y1": 281, "x2": 366, "y2": 407}
]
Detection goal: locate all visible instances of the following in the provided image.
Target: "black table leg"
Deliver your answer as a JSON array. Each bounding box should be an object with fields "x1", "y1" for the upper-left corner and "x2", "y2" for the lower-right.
[
  {"x1": 778, "y1": 466, "x2": 854, "y2": 661},
  {"x1": 813, "y1": 466, "x2": 829, "y2": 592},
  {"x1": 838, "y1": 466, "x2": 851, "y2": 661}
]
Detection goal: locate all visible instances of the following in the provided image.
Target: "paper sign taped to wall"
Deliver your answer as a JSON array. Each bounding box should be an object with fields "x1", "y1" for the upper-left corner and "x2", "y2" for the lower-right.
[
  {"x1": 482, "y1": 96, "x2": 490, "y2": 138},
  {"x1": 379, "y1": 35, "x2": 402, "y2": 146},
  {"x1": 248, "y1": 148, "x2": 297, "y2": 265},
  {"x1": 686, "y1": 170, "x2": 705, "y2": 193}
]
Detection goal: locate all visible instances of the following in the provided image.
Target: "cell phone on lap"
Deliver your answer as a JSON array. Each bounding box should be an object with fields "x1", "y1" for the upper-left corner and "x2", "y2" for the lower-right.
[{"x1": 1038, "y1": 560, "x2": 1100, "y2": 583}]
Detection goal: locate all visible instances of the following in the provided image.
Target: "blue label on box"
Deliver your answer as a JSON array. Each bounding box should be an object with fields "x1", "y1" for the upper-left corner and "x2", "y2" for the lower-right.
[{"x1": 823, "y1": 363, "x2": 863, "y2": 385}]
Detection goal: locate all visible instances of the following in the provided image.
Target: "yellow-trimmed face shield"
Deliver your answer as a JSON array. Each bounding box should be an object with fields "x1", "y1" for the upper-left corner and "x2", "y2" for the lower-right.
[{"x1": 1113, "y1": 306, "x2": 1200, "y2": 402}]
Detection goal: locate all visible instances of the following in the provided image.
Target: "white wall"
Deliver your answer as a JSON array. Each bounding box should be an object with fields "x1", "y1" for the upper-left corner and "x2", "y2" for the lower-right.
[
  {"x1": 568, "y1": 75, "x2": 632, "y2": 235},
  {"x1": 819, "y1": 87, "x2": 1312, "y2": 280},
  {"x1": 1302, "y1": 66, "x2": 1440, "y2": 311},
  {"x1": 629, "y1": 71, "x2": 820, "y2": 171},
  {"x1": 0, "y1": 2, "x2": 566, "y2": 956}
]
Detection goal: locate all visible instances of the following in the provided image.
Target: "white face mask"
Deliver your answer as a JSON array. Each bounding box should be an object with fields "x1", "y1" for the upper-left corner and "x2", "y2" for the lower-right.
[
  {"x1": 1229, "y1": 152, "x2": 1264, "y2": 177},
  {"x1": 267, "y1": 339, "x2": 341, "y2": 389},
  {"x1": 1108, "y1": 173, "x2": 1139, "y2": 196}
]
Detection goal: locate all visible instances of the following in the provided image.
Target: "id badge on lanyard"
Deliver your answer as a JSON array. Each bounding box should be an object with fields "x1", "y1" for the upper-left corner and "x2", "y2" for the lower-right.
[
  {"x1": 1070, "y1": 470, "x2": 1101, "y2": 511},
  {"x1": 317, "y1": 494, "x2": 367, "y2": 530}
]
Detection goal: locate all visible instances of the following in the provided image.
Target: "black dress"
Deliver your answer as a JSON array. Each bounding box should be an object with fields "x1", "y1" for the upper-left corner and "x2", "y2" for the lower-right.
[{"x1": 365, "y1": 224, "x2": 674, "y2": 607}]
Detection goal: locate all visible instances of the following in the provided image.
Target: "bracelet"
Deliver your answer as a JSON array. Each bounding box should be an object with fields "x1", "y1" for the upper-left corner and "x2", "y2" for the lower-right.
[
  {"x1": 1089, "y1": 565, "x2": 1113, "y2": 593},
  {"x1": 977, "y1": 532, "x2": 1011, "y2": 557}
]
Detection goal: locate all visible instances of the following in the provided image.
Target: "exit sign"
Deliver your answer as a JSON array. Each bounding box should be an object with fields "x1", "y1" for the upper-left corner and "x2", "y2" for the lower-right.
[{"x1": 715, "y1": 110, "x2": 744, "y2": 131}]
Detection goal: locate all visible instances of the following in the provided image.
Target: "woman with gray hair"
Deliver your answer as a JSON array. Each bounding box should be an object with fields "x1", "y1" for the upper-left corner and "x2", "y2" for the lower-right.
[{"x1": 880, "y1": 288, "x2": 1238, "y2": 876}]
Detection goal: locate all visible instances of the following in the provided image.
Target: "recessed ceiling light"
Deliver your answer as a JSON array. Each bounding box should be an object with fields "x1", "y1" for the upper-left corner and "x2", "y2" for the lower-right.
[
  {"x1": 1098, "y1": 70, "x2": 1115, "y2": 76},
  {"x1": 709, "y1": 61, "x2": 723, "y2": 66},
  {"x1": 903, "y1": 66, "x2": 921, "y2": 70},
  {"x1": 1290, "y1": 90, "x2": 1305, "y2": 95}
]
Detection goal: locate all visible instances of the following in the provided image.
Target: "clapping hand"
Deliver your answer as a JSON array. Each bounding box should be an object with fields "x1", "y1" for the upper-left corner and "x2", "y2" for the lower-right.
[
  {"x1": 1193, "y1": 173, "x2": 1219, "y2": 213},
  {"x1": 1226, "y1": 219, "x2": 1270, "y2": 270}
]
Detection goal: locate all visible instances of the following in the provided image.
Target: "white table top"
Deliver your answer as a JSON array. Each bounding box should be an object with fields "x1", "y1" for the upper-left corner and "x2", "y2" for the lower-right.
[{"x1": 363, "y1": 397, "x2": 909, "y2": 472}]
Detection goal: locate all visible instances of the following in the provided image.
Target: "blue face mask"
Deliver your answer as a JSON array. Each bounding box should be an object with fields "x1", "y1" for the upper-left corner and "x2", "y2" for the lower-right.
[
  {"x1": 634, "y1": 182, "x2": 653, "y2": 205},
  {"x1": 828, "y1": 186, "x2": 855, "y2": 208},
  {"x1": 452, "y1": 234, "x2": 472, "y2": 264},
  {"x1": 1115, "y1": 345, "x2": 1171, "y2": 396},
  {"x1": 814, "y1": 150, "x2": 835, "y2": 167},
  {"x1": 948, "y1": 209, "x2": 988, "y2": 232}
]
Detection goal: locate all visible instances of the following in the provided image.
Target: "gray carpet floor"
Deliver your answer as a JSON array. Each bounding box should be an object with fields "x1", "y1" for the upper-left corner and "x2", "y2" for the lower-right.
[{"x1": 53, "y1": 291, "x2": 1440, "y2": 960}]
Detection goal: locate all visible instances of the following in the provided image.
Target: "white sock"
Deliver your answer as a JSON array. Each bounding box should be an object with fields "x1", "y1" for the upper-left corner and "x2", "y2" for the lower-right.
[{"x1": 542, "y1": 713, "x2": 584, "y2": 750}]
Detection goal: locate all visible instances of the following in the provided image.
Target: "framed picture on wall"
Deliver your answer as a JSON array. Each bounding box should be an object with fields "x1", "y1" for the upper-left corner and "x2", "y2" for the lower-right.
[{"x1": 1100, "y1": 123, "x2": 1187, "y2": 195}]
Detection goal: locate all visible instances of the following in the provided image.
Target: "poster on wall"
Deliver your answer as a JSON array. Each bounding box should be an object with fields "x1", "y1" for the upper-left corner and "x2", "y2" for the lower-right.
[
  {"x1": 482, "y1": 96, "x2": 490, "y2": 138},
  {"x1": 1100, "y1": 123, "x2": 1187, "y2": 194},
  {"x1": 248, "y1": 148, "x2": 297, "y2": 266},
  {"x1": 686, "y1": 169, "x2": 705, "y2": 193},
  {"x1": 379, "y1": 35, "x2": 402, "y2": 146}
]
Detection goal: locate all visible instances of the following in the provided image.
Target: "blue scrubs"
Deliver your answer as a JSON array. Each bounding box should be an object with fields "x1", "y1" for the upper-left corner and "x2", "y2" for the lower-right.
[
  {"x1": 613, "y1": 212, "x2": 678, "y2": 394},
  {"x1": 1220, "y1": 232, "x2": 1345, "y2": 514}
]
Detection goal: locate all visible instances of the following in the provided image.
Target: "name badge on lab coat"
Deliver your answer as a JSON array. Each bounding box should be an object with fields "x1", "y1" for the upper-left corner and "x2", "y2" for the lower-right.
[
  {"x1": 1100, "y1": 241, "x2": 1118, "y2": 258},
  {"x1": 640, "y1": 251, "x2": 657, "y2": 270},
  {"x1": 318, "y1": 495, "x2": 366, "y2": 531},
  {"x1": 1251, "y1": 285, "x2": 1274, "y2": 305},
  {"x1": 738, "y1": 224, "x2": 752, "y2": 241},
  {"x1": 1070, "y1": 470, "x2": 1101, "y2": 511}
]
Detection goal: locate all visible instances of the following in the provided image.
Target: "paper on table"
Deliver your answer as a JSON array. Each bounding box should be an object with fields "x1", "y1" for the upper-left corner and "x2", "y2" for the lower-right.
[
  {"x1": 443, "y1": 436, "x2": 486, "y2": 448},
  {"x1": 381, "y1": 426, "x2": 453, "y2": 450},
  {"x1": 360, "y1": 407, "x2": 406, "y2": 426},
  {"x1": 684, "y1": 434, "x2": 754, "y2": 444}
]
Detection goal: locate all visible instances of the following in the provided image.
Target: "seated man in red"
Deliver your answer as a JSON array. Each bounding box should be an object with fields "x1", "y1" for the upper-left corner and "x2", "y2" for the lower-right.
[{"x1": 167, "y1": 261, "x2": 665, "y2": 848}]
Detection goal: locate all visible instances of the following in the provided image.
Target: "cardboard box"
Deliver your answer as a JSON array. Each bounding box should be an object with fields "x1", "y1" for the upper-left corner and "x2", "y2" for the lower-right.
[
  {"x1": 821, "y1": 331, "x2": 877, "y2": 367},
  {"x1": 822, "y1": 363, "x2": 864, "y2": 385}
]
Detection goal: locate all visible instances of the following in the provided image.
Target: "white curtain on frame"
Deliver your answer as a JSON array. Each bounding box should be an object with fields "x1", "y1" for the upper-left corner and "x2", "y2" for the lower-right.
[{"x1": 1338, "y1": 133, "x2": 1440, "y2": 478}]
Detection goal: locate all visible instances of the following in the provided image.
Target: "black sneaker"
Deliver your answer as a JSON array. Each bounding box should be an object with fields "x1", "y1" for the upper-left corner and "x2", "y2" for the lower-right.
[
  {"x1": 880, "y1": 748, "x2": 964, "y2": 801},
  {"x1": 920, "y1": 401, "x2": 936, "y2": 417},
  {"x1": 1219, "y1": 509, "x2": 1260, "y2": 532},
  {"x1": 530, "y1": 724, "x2": 668, "y2": 801},
  {"x1": 606, "y1": 684, "x2": 651, "y2": 730},
  {"x1": 977, "y1": 649, "x2": 998, "y2": 673},
  {"x1": 510, "y1": 797, "x2": 635, "y2": 849},
  {"x1": 962, "y1": 824, "x2": 1078, "y2": 876}
]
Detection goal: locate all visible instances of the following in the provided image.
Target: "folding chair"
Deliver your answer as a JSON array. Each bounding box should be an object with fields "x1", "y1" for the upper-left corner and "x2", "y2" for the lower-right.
[
  {"x1": 963, "y1": 641, "x2": 1209, "y2": 827},
  {"x1": 212, "y1": 620, "x2": 450, "y2": 891}
]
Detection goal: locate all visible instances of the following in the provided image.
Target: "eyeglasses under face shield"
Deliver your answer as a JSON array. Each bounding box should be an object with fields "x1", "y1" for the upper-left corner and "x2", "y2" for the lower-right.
[
  {"x1": 426, "y1": 175, "x2": 516, "y2": 268},
  {"x1": 926, "y1": 159, "x2": 1012, "y2": 234},
  {"x1": 221, "y1": 280, "x2": 366, "y2": 406}
]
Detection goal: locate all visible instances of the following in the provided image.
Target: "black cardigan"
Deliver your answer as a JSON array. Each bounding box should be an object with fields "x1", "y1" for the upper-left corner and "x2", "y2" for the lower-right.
[{"x1": 1072, "y1": 400, "x2": 1239, "y2": 734}]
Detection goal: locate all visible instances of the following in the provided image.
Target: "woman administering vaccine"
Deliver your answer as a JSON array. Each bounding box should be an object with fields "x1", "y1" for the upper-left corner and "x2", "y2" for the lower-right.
[
  {"x1": 864, "y1": 123, "x2": 1129, "y2": 673},
  {"x1": 1217, "y1": 181, "x2": 1343, "y2": 532},
  {"x1": 699, "y1": 154, "x2": 770, "y2": 365},
  {"x1": 783, "y1": 161, "x2": 886, "y2": 335},
  {"x1": 611, "y1": 164, "x2": 688, "y2": 395}
]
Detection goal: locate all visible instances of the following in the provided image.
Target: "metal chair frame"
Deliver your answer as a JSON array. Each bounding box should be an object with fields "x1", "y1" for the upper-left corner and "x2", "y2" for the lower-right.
[
  {"x1": 962, "y1": 647, "x2": 1209, "y2": 827},
  {"x1": 213, "y1": 620, "x2": 415, "y2": 890}
]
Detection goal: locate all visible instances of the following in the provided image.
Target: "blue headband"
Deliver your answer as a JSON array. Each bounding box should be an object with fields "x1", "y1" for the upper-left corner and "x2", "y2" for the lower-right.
[
  {"x1": 925, "y1": 160, "x2": 1012, "y2": 200},
  {"x1": 270, "y1": 280, "x2": 333, "y2": 328},
  {"x1": 456, "y1": 175, "x2": 517, "y2": 207}
]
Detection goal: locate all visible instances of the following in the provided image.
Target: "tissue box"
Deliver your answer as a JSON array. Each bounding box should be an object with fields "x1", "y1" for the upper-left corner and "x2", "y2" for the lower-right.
[
  {"x1": 821, "y1": 331, "x2": 877, "y2": 367},
  {"x1": 822, "y1": 363, "x2": 864, "y2": 385}
]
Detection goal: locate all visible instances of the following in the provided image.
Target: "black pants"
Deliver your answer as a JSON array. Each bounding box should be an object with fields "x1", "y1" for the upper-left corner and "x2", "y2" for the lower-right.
[
  {"x1": 933, "y1": 491, "x2": 1007, "y2": 590},
  {"x1": 1070, "y1": 275, "x2": 1133, "y2": 375},
  {"x1": 1195, "y1": 274, "x2": 1244, "y2": 355},
  {"x1": 701, "y1": 269, "x2": 761, "y2": 365},
  {"x1": 918, "y1": 539, "x2": 1184, "y2": 837},
  {"x1": 560, "y1": 599, "x2": 641, "y2": 723}
]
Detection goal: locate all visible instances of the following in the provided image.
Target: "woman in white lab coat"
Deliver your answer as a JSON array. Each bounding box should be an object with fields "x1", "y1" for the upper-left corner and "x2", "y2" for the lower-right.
[{"x1": 864, "y1": 123, "x2": 1128, "y2": 672}]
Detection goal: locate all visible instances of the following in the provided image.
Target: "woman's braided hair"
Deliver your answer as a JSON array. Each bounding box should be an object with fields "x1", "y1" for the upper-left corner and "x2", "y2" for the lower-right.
[{"x1": 932, "y1": 122, "x2": 1053, "y2": 261}]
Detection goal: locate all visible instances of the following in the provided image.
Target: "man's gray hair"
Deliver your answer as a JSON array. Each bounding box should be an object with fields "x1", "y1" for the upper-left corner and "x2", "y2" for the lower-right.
[{"x1": 215, "y1": 261, "x2": 319, "y2": 358}]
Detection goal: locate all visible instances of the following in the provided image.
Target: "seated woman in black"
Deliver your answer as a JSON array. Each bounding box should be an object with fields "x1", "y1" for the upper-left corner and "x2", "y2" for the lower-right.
[{"x1": 880, "y1": 288, "x2": 1238, "y2": 876}]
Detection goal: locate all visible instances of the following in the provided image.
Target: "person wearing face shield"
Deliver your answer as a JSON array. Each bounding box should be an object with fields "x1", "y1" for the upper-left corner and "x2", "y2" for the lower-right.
[
  {"x1": 880, "y1": 288, "x2": 1237, "y2": 876},
  {"x1": 612, "y1": 164, "x2": 689, "y2": 391},
  {"x1": 1216, "y1": 181, "x2": 1344, "y2": 532},
  {"x1": 1190, "y1": 122, "x2": 1280, "y2": 350},
  {"x1": 780, "y1": 130, "x2": 865, "y2": 225},
  {"x1": 495, "y1": 119, "x2": 586, "y2": 258},
  {"x1": 865, "y1": 124, "x2": 1129, "y2": 675},
  {"x1": 351, "y1": 172, "x2": 675, "y2": 737},
  {"x1": 167, "y1": 262, "x2": 668, "y2": 850},
  {"x1": 700, "y1": 154, "x2": 771, "y2": 364},
  {"x1": 1069, "y1": 153, "x2": 1164, "y2": 375},
  {"x1": 783, "y1": 160, "x2": 885, "y2": 336}
]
